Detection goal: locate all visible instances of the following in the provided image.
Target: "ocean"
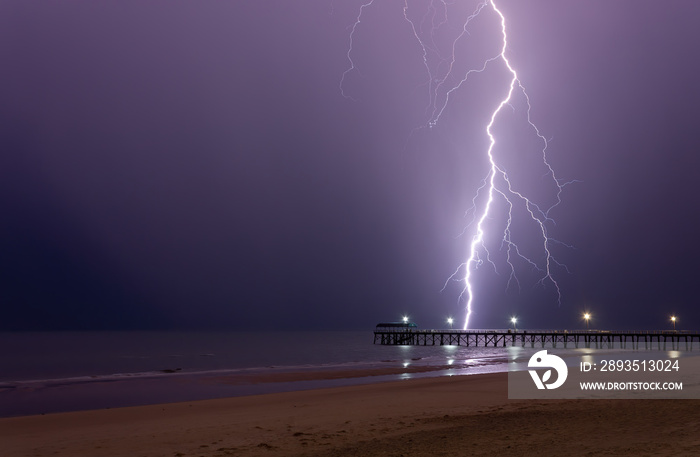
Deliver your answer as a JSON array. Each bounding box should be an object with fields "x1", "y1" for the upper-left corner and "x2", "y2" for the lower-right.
[
  {"x1": 0, "y1": 330, "x2": 512, "y2": 417},
  {"x1": 0, "y1": 330, "x2": 511, "y2": 381},
  {"x1": 0, "y1": 330, "x2": 694, "y2": 416}
]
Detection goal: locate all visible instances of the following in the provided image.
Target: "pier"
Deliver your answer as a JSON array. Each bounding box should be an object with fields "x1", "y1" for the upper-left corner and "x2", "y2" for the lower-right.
[{"x1": 373, "y1": 329, "x2": 700, "y2": 350}]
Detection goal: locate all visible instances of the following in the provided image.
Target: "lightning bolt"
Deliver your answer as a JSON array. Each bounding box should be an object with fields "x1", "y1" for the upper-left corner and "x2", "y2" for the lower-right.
[
  {"x1": 340, "y1": 0, "x2": 375, "y2": 101},
  {"x1": 341, "y1": 0, "x2": 574, "y2": 330}
]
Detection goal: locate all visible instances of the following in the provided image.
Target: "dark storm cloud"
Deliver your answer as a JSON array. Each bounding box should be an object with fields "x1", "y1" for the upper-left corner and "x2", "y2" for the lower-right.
[{"x1": 2, "y1": 1, "x2": 700, "y2": 331}]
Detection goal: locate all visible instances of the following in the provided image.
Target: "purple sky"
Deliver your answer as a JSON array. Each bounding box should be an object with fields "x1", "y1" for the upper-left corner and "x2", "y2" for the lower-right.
[{"x1": 2, "y1": 0, "x2": 700, "y2": 331}]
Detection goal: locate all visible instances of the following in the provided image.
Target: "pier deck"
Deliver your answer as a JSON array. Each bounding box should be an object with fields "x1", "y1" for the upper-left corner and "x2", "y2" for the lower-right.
[{"x1": 373, "y1": 329, "x2": 700, "y2": 349}]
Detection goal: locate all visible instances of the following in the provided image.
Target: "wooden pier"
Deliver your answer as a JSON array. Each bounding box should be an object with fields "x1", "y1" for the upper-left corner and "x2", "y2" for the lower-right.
[{"x1": 373, "y1": 329, "x2": 700, "y2": 349}]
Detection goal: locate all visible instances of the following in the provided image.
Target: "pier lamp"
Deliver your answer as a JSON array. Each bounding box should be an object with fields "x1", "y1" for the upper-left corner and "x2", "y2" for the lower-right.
[
  {"x1": 402, "y1": 316, "x2": 408, "y2": 324},
  {"x1": 671, "y1": 316, "x2": 677, "y2": 331},
  {"x1": 447, "y1": 317, "x2": 453, "y2": 329},
  {"x1": 584, "y1": 313, "x2": 591, "y2": 330},
  {"x1": 511, "y1": 317, "x2": 517, "y2": 332}
]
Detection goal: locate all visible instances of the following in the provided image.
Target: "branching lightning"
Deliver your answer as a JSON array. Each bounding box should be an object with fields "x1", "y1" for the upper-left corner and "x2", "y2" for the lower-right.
[{"x1": 341, "y1": 0, "x2": 574, "y2": 329}]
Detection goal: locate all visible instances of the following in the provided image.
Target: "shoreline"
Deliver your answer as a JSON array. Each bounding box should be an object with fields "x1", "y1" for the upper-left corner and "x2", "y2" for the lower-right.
[
  {"x1": 0, "y1": 372, "x2": 511, "y2": 457},
  {"x1": 4, "y1": 372, "x2": 700, "y2": 456},
  {"x1": 0, "y1": 361, "x2": 507, "y2": 418}
]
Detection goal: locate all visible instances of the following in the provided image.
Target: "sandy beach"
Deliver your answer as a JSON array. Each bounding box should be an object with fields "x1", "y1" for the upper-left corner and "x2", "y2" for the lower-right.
[{"x1": 3, "y1": 372, "x2": 700, "y2": 457}]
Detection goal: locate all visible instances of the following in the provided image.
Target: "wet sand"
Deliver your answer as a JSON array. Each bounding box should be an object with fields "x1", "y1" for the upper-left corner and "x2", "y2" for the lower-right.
[{"x1": 3, "y1": 372, "x2": 700, "y2": 456}]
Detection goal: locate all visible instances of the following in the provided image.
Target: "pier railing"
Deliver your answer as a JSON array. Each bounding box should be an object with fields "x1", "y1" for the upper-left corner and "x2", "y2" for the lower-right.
[{"x1": 373, "y1": 329, "x2": 700, "y2": 349}]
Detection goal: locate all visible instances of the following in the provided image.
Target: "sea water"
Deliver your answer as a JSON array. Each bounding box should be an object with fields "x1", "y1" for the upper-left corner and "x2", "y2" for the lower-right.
[
  {"x1": 0, "y1": 331, "x2": 693, "y2": 416},
  {"x1": 0, "y1": 330, "x2": 511, "y2": 382},
  {"x1": 0, "y1": 330, "x2": 510, "y2": 416}
]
